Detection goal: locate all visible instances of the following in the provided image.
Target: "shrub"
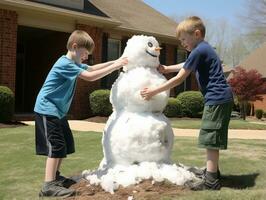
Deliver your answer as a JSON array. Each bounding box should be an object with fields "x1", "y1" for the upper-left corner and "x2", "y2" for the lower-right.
[
  {"x1": 177, "y1": 91, "x2": 204, "y2": 118},
  {"x1": 0, "y1": 86, "x2": 15, "y2": 122},
  {"x1": 89, "y1": 89, "x2": 112, "y2": 116},
  {"x1": 263, "y1": 111, "x2": 266, "y2": 118},
  {"x1": 163, "y1": 98, "x2": 182, "y2": 117},
  {"x1": 255, "y1": 109, "x2": 263, "y2": 119}
]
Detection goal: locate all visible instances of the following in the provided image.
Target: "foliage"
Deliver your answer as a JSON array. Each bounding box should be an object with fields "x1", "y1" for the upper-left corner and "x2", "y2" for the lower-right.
[
  {"x1": 163, "y1": 98, "x2": 182, "y2": 117},
  {"x1": 176, "y1": 91, "x2": 204, "y2": 118},
  {"x1": 0, "y1": 86, "x2": 14, "y2": 122},
  {"x1": 228, "y1": 67, "x2": 266, "y2": 120},
  {"x1": 255, "y1": 109, "x2": 264, "y2": 119},
  {"x1": 89, "y1": 89, "x2": 112, "y2": 116},
  {"x1": 228, "y1": 67, "x2": 266, "y2": 102}
]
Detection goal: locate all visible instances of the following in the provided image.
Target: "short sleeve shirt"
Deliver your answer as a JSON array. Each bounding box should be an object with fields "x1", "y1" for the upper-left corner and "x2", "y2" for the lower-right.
[
  {"x1": 183, "y1": 41, "x2": 233, "y2": 105},
  {"x1": 34, "y1": 56, "x2": 88, "y2": 118}
]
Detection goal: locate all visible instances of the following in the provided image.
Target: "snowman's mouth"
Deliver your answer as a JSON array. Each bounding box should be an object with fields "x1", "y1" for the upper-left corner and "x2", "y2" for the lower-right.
[{"x1": 145, "y1": 50, "x2": 158, "y2": 58}]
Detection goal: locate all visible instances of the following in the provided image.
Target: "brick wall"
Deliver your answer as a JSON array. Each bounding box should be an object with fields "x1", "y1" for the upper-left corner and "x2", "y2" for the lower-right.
[
  {"x1": 69, "y1": 24, "x2": 103, "y2": 119},
  {"x1": 253, "y1": 94, "x2": 266, "y2": 112},
  {"x1": 0, "y1": 9, "x2": 17, "y2": 93}
]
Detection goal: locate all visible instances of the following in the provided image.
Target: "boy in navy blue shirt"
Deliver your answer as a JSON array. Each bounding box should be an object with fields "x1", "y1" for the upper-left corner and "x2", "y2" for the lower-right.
[
  {"x1": 141, "y1": 16, "x2": 233, "y2": 190},
  {"x1": 34, "y1": 30, "x2": 127, "y2": 197}
]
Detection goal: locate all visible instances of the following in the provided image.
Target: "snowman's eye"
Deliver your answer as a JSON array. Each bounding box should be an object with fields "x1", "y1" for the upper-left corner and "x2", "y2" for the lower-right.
[{"x1": 148, "y1": 42, "x2": 153, "y2": 47}]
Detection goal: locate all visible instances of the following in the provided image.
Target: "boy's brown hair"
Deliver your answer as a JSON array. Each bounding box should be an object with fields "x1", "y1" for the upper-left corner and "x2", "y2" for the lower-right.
[
  {"x1": 176, "y1": 16, "x2": 206, "y2": 39},
  {"x1": 67, "y1": 30, "x2": 95, "y2": 52}
]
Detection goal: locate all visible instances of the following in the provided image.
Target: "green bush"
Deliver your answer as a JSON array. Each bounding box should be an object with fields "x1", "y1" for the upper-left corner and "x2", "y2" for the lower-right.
[
  {"x1": 177, "y1": 91, "x2": 204, "y2": 118},
  {"x1": 0, "y1": 86, "x2": 15, "y2": 122},
  {"x1": 89, "y1": 89, "x2": 112, "y2": 116},
  {"x1": 163, "y1": 98, "x2": 182, "y2": 117},
  {"x1": 255, "y1": 109, "x2": 263, "y2": 119},
  {"x1": 263, "y1": 111, "x2": 266, "y2": 118}
]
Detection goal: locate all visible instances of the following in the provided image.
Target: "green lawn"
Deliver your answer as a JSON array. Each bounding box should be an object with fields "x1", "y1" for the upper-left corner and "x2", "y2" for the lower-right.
[
  {"x1": 0, "y1": 126, "x2": 266, "y2": 200},
  {"x1": 170, "y1": 118, "x2": 266, "y2": 129}
]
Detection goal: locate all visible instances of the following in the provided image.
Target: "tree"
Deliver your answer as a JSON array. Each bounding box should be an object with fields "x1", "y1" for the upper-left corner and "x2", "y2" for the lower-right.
[
  {"x1": 240, "y1": 0, "x2": 266, "y2": 50},
  {"x1": 170, "y1": 15, "x2": 249, "y2": 66},
  {"x1": 228, "y1": 67, "x2": 266, "y2": 120}
]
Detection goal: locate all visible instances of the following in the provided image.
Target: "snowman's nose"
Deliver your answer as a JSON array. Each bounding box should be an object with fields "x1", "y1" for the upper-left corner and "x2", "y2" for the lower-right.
[{"x1": 155, "y1": 47, "x2": 162, "y2": 51}]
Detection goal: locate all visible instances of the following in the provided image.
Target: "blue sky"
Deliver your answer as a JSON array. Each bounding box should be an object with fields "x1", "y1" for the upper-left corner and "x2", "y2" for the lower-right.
[{"x1": 143, "y1": 0, "x2": 247, "y2": 26}]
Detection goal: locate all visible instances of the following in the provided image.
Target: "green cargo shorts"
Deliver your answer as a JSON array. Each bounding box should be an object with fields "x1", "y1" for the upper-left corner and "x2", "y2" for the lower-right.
[{"x1": 198, "y1": 101, "x2": 233, "y2": 150}]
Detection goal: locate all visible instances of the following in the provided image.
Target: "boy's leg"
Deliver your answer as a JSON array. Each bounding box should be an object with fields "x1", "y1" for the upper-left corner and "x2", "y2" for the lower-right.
[
  {"x1": 206, "y1": 149, "x2": 219, "y2": 173},
  {"x1": 45, "y1": 157, "x2": 60, "y2": 182},
  {"x1": 54, "y1": 118, "x2": 77, "y2": 188},
  {"x1": 187, "y1": 102, "x2": 232, "y2": 190},
  {"x1": 35, "y1": 113, "x2": 75, "y2": 197}
]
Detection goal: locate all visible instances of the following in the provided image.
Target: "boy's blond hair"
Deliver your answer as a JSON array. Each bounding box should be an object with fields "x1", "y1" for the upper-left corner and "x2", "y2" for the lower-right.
[
  {"x1": 67, "y1": 30, "x2": 95, "y2": 52},
  {"x1": 176, "y1": 16, "x2": 206, "y2": 39}
]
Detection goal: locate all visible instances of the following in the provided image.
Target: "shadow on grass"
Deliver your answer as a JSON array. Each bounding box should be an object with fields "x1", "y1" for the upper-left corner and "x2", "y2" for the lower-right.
[{"x1": 221, "y1": 173, "x2": 259, "y2": 189}]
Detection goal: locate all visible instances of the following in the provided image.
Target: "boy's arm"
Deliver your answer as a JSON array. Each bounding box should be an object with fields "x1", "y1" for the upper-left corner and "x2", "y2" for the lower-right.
[
  {"x1": 140, "y1": 68, "x2": 191, "y2": 100},
  {"x1": 79, "y1": 57, "x2": 128, "y2": 81},
  {"x1": 88, "y1": 61, "x2": 115, "y2": 71},
  {"x1": 159, "y1": 62, "x2": 185, "y2": 73}
]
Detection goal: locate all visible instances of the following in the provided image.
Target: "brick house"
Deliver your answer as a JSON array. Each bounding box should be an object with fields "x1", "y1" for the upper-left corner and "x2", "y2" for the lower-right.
[
  {"x1": 238, "y1": 42, "x2": 266, "y2": 111},
  {"x1": 0, "y1": 0, "x2": 198, "y2": 119}
]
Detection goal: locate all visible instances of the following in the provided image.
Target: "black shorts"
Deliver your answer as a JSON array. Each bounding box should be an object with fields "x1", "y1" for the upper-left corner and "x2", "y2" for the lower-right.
[{"x1": 35, "y1": 113, "x2": 75, "y2": 158}]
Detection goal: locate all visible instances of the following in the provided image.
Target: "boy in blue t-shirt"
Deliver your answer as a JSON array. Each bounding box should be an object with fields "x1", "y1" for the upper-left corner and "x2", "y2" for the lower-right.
[
  {"x1": 141, "y1": 16, "x2": 233, "y2": 190},
  {"x1": 34, "y1": 30, "x2": 127, "y2": 197}
]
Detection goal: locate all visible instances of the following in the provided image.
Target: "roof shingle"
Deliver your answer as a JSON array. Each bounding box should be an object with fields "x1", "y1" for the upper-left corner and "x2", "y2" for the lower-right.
[{"x1": 90, "y1": 0, "x2": 178, "y2": 40}]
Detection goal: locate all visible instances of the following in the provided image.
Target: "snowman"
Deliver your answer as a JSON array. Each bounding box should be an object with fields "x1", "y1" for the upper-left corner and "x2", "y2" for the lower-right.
[{"x1": 83, "y1": 35, "x2": 195, "y2": 193}]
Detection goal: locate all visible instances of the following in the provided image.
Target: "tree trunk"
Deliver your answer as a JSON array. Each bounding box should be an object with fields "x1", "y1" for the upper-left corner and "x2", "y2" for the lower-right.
[{"x1": 240, "y1": 101, "x2": 246, "y2": 120}]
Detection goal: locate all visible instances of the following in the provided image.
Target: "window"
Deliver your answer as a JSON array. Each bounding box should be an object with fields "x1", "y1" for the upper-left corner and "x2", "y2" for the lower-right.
[
  {"x1": 101, "y1": 38, "x2": 121, "y2": 89},
  {"x1": 175, "y1": 48, "x2": 189, "y2": 94}
]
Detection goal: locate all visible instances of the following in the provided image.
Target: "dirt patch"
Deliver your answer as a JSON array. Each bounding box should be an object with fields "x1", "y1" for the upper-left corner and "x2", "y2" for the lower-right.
[
  {"x1": 67, "y1": 179, "x2": 187, "y2": 200},
  {"x1": 0, "y1": 121, "x2": 27, "y2": 128},
  {"x1": 85, "y1": 116, "x2": 108, "y2": 123}
]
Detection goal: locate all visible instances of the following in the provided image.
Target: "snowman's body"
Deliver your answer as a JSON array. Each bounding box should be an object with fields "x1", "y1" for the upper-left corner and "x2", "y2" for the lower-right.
[
  {"x1": 100, "y1": 35, "x2": 174, "y2": 168},
  {"x1": 83, "y1": 36, "x2": 195, "y2": 193}
]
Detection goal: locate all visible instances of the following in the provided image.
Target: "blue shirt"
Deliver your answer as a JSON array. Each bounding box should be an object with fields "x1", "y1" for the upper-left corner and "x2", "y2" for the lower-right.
[
  {"x1": 34, "y1": 55, "x2": 88, "y2": 119},
  {"x1": 183, "y1": 41, "x2": 233, "y2": 105}
]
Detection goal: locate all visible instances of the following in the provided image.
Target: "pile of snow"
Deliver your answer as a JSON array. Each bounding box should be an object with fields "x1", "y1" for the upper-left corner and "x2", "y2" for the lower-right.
[{"x1": 83, "y1": 162, "x2": 195, "y2": 194}]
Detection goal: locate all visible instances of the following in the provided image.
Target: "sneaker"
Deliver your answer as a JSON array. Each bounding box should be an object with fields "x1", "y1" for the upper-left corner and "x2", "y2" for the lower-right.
[
  {"x1": 185, "y1": 178, "x2": 221, "y2": 191},
  {"x1": 188, "y1": 167, "x2": 221, "y2": 179},
  {"x1": 39, "y1": 180, "x2": 75, "y2": 197},
  {"x1": 56, "y1": 171, "x2": 77, "y2": 188}
]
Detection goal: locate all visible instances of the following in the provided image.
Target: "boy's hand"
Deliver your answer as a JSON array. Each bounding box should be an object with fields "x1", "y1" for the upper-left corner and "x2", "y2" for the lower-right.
[
  {"x1": 114, "y1": 57, "x2": 128, "y2": 69},
  {"x1": 140, "y1": 87, "x2": 155, "y2": 100},
  {"x1": 157, "y1": 64, "x2": 168, "y2": 74}
]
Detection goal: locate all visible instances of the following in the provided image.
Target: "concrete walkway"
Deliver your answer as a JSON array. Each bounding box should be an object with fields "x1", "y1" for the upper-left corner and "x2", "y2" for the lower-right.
[{"x1": 23, "y1": 120, "x2": 266, "y2": 140}]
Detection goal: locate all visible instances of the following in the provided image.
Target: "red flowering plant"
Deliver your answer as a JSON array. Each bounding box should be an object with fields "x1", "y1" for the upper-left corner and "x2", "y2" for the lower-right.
[{"x1": 228, "y1": 66, "x2": 266, "y2": 120}]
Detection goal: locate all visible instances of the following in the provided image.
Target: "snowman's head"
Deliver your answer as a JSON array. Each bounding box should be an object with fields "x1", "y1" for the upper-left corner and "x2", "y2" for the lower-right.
[{"x1": 122, "y1": 35, "x2": 161, "y2": 71}]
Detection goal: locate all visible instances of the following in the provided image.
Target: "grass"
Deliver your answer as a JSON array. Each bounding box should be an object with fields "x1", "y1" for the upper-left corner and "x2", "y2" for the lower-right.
[
  {"x1": 0, "y1": 126, "x2": 266, "y2": 199},
  {"x1": 170, "y1": 118, "x2": 266, "y2": 129}
]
